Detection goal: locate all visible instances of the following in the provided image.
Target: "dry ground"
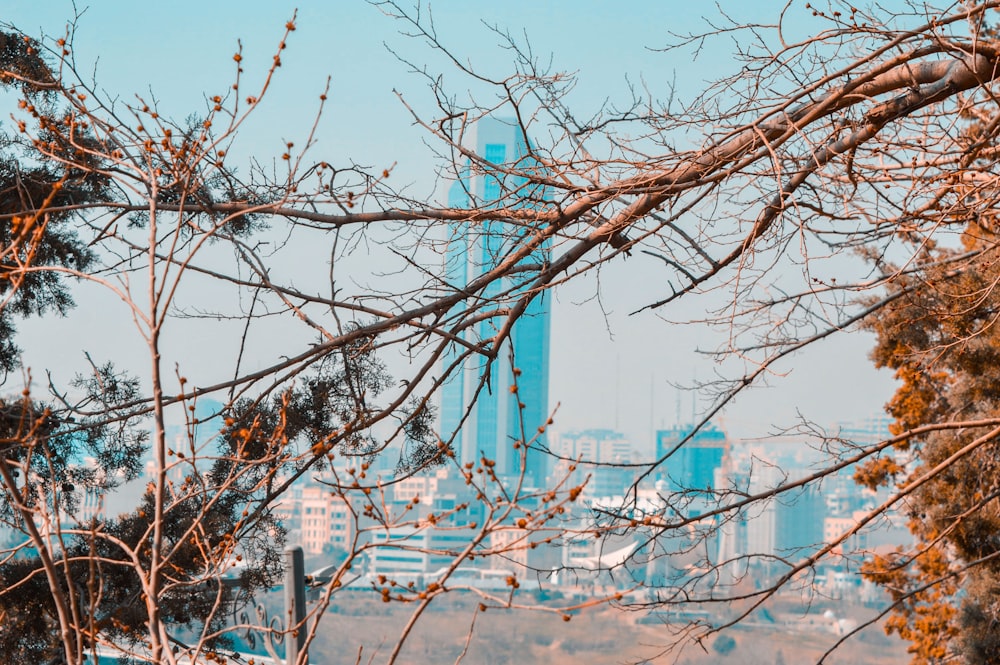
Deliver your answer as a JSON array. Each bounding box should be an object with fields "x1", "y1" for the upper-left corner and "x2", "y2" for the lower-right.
[{"x1": 303, "y1": 592, "x2": 908, "y2": 665}]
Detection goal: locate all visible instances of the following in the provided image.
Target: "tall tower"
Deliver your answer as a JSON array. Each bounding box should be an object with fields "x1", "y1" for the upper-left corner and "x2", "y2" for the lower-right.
[{"x1": 439, "y1": 117, "x2": 551, "y2": 486}]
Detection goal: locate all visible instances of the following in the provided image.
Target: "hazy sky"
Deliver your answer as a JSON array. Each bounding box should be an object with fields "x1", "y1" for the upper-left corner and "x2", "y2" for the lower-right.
[{"x1": 6, "y1": 1, "x2": 899, "y2": 450}]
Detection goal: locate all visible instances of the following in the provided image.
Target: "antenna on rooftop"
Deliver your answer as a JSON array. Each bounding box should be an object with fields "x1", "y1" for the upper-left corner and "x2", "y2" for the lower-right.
[
  {"x1": 690, "y1": 371, "x2": 697, "y2": 427},
  {"x1": 674, "y1": 387, "x2": 681, "y2": 429},
  {"x1": 649, "y1": 373, "x2": 654, "y2": 444},
  {"x1": 614, "y1": 354, "x2": 621, "y2": 431}
]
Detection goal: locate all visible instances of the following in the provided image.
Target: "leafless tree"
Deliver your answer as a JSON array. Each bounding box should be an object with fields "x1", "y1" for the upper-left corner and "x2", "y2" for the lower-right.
[{"x1": 5, "y1": 1, "x2": 1000, "y2": 663}]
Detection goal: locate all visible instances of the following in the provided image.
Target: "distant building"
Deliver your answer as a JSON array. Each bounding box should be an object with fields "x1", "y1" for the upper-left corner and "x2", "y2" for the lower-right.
[
  {"x1": 489, "y1": 525, "x2": 560, "y2": 574},
  {"x1": 387, "y1": 467, "x2": 483, "y2": 527},
  {"x1": 391, "y1": 467, "x2": 452, "y2": 505},
  {"x1": 655, "y1": 423, "x2": 727, "y2": 499},
  {"x1": 714, "y1": 452, "x2": 824, "y2": 582},
  {"x1": 824, "y1": 514, "x2": 863, "y2": 556},
  {"x1": 300, "y1": 486, "x2": 332, "y2": 556},
  {"x1": 774, "y1": 483, "x2": 825, "y2": 555},
  {"x1": 438, "y1": 117, "x2": 551, "y2": 486},
  {"x1": 824, "y1": 508, "x2": 911, "y2": 557},
  {"x1": 835, "y1": 414, "x2": 893, "y2": 446},
  {"x1": 556, "y1": 429, "x2": 636, "y2": 498},
  {"x1": 274, "y1": 478, "x2": 359, "y2": 557},
  {"x1": 743, "y1": 464, "x2": 780, "y2": 563},
  {"x1": 369, "y1": 526, "x2": 475, "y2": 575}
]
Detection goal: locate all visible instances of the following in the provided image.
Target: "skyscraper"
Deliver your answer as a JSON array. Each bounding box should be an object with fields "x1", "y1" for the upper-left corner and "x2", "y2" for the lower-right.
[
  {"x1": 656, "y1": 423, "x2": 728, "y2": 499},
  {"x1": 439, "y1": 117, "x2": 551, "y2": 486}
]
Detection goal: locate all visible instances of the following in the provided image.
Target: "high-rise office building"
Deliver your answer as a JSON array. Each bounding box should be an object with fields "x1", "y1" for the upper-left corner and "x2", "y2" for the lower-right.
[
  {"x1": 656, "y1": 423, "x2": 728, "y2": 498},
  {"x1": 439, "y1": 117, "x2": 550, "y2": 486}
]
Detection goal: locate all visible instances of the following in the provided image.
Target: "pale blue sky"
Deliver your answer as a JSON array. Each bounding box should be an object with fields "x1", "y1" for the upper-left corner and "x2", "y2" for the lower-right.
[{"x1": 6, "y1": 2, "x2": 897, "y2": 449}]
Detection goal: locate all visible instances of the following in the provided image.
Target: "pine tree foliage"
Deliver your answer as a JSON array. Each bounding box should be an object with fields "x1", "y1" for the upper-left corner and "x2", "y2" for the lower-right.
[{"x1": 860, "y1": 226, "x2": 1000, "y2": 665}]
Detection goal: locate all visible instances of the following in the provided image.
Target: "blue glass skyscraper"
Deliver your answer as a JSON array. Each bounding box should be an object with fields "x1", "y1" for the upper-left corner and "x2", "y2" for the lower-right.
[
  {"x1": 439, "y1": 117, "x2": 551, "y2": 486},
  {"x1": 656, "y1": 423, "x2": 728, "y2": 497}
]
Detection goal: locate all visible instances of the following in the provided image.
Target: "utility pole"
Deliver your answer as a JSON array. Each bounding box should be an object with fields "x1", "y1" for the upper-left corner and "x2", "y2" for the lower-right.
[{"x1": 284, "y1": 546, "x2": 307, "y2": 664}]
